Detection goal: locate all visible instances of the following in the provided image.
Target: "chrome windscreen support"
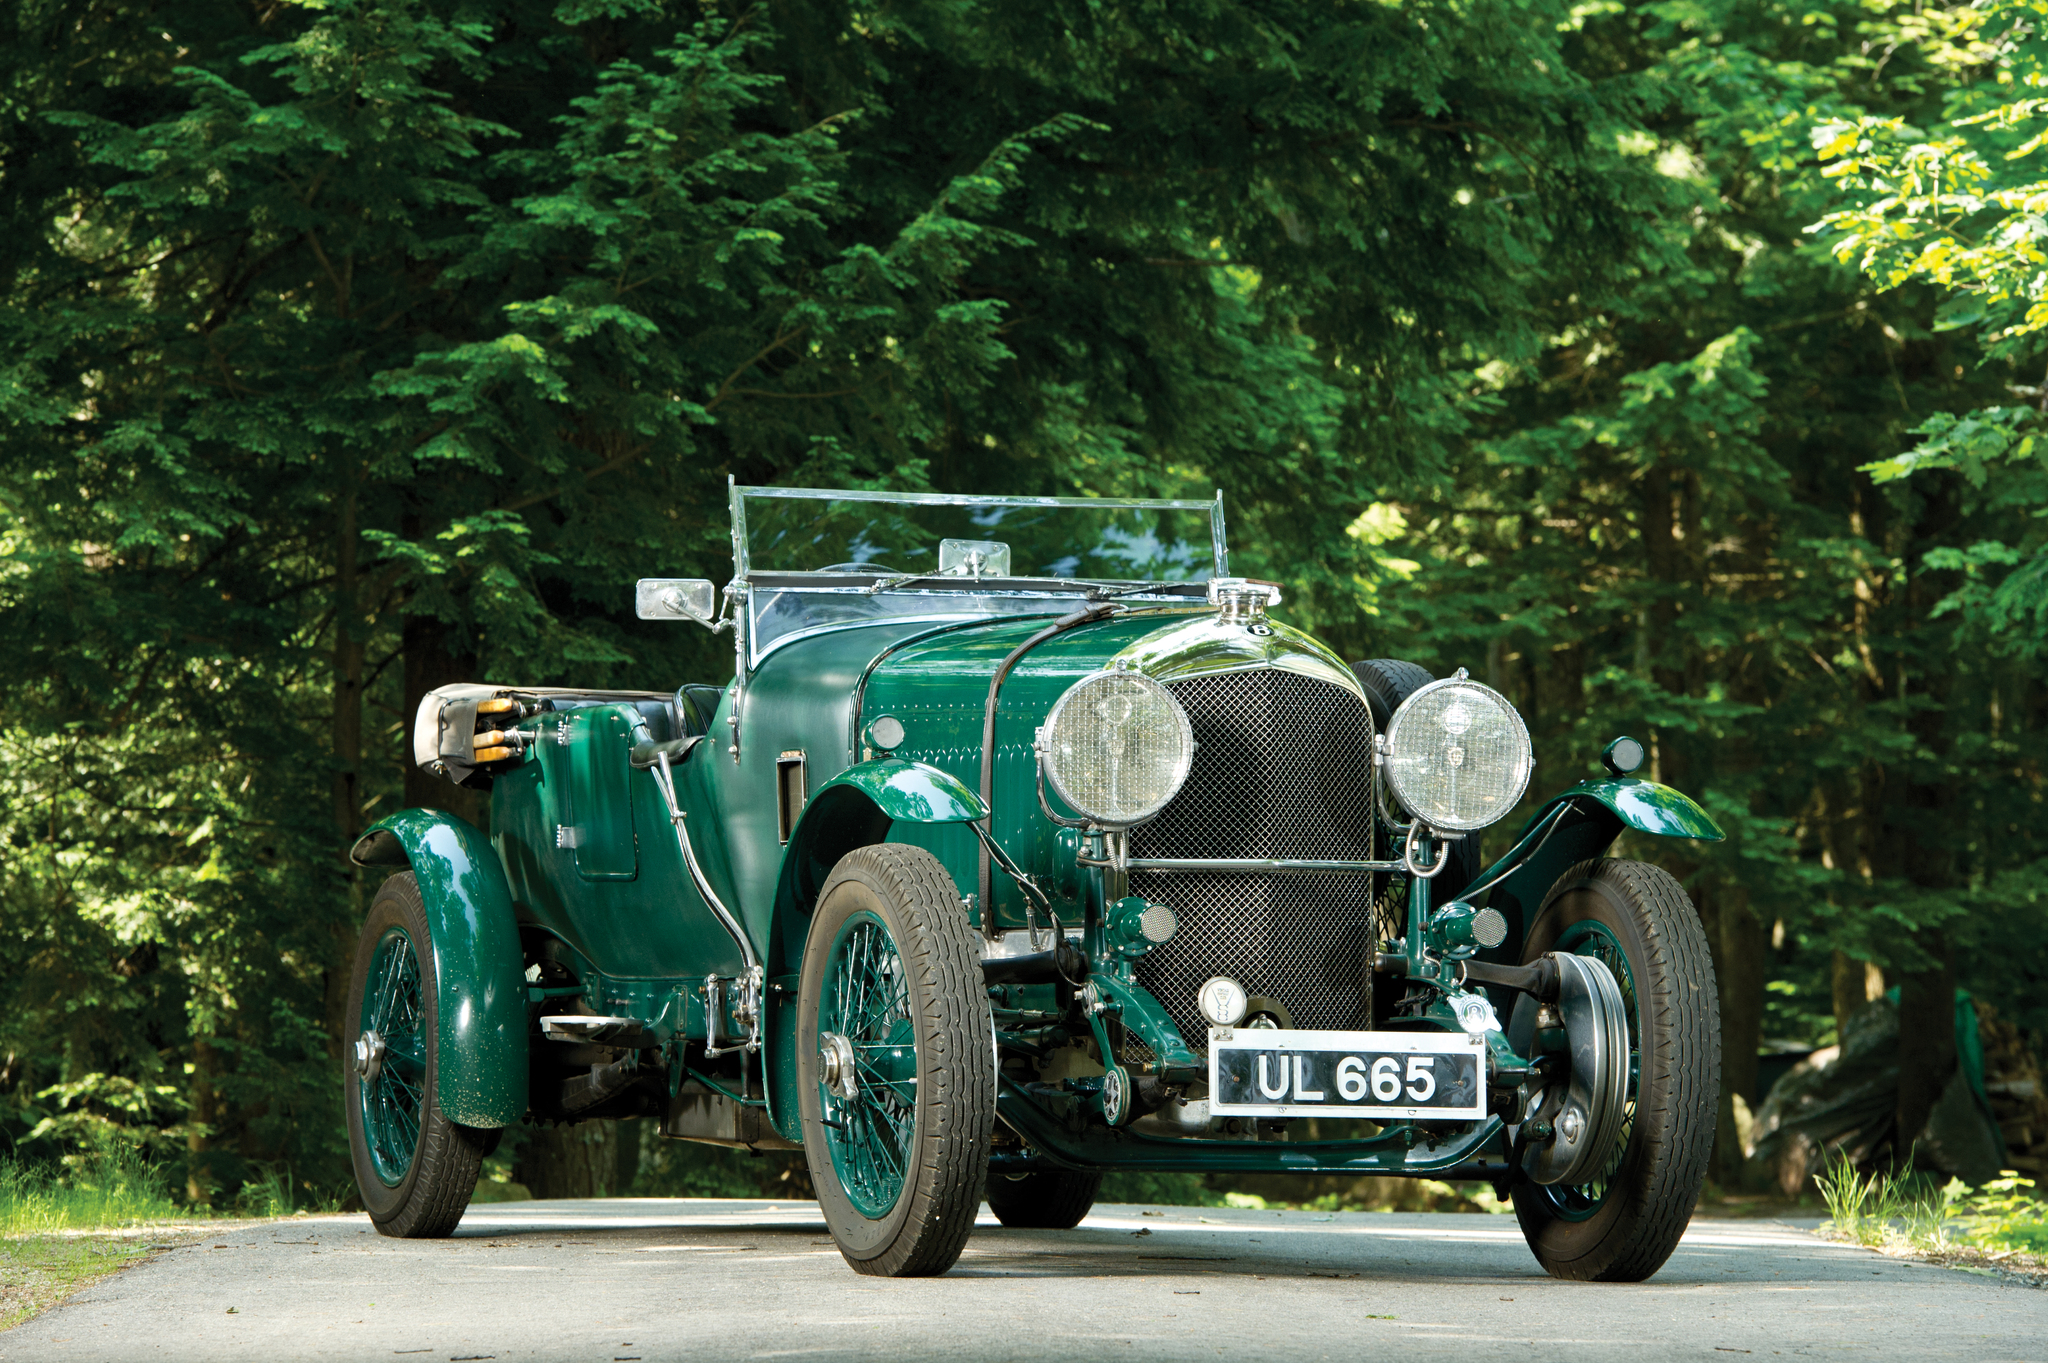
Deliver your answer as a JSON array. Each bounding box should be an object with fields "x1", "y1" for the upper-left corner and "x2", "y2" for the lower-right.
[
  {"x1": 726, "y1": 582, "x2": 749, "y2": 763},
  {"x1": 726, "y1": 474, "x2": 751, "y2": 763}
]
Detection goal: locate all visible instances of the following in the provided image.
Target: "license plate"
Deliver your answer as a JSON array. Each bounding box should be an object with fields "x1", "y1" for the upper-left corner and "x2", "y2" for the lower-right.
[{"x1": 1208, "y1": 1028, "x2": 1487, "y2": 1120}]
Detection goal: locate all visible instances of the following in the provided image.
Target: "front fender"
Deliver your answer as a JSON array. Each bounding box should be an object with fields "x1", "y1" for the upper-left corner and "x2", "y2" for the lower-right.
[
  {"x1": 809, "y1": 757, "x2": 990, "y2": 826},
  {"x1": 1566, "y1": 776, "x2": 1724, "y2": 842},
  {"x1": 773, "y1": 757, "x2": 988, "y2": 921},
  {"x1": 1471, "y1": 777, "x2": 1722, "y2": 995},
  {"x1": 350, "y1": 810, "x2": 528, "y2": 1128}
]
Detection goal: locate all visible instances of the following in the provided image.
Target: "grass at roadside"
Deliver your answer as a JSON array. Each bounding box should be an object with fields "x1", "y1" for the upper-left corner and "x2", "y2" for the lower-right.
[
  {"x1": 0, "y1": 1150, "x2": 256, "y2": 1333},
  {"x1": 0, "y1": 1150, "x2": 183, "y2": 1236},
  {"x1": 1818, "y1": 1160, "x2": 2048, "y2": 1284},
  {"x1": 0, "y1": 1234, "x2": 168, "y2": 1331}
]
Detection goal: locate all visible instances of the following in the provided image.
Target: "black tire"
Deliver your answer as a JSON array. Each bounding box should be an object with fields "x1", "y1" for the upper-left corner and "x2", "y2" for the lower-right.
[
  {"x1": 1350, "y1": 657, "x2": 1482, "y2": 896},
  {"x1": 985, "y1": 1169, "x2": 1102, "y2": 1229},
  {"x1": 1509, "y1": 858, "x2": 1719, "y2": 1281},
  {"x1": 798, "y1": 844, "x2": 995, "y2": 1277},
  {"x1": 344, "y1": 872, "x2": 489, "y2": 1238},
  {"x1": 1351, "y1": 657, "x2": 1437, "y2": 732}
]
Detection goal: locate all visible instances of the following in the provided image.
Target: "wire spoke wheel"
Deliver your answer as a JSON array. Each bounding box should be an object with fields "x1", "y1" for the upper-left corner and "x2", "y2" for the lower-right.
[
  {"x1": 358, "y1": 927, "x2": 426, "y2": 1186},
  {"x1": 1510, "y1": 857, "x2": 1719, "y2": 1282},
  {"x1": 344, "y1": 871, "x2": 489, "y2": 1239},
  {"x1": 819, "y1": 913, "x2": 919, "y2": 1217},
  {"x1": 798, "y1": 845, "x2": 993, "y2": 1277}
]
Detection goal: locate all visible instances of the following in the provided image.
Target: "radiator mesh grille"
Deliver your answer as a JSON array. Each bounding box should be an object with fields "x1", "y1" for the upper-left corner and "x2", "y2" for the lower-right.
[{"x1": 1131, "y1": 669, "x2": 1385, "y2": 1047}]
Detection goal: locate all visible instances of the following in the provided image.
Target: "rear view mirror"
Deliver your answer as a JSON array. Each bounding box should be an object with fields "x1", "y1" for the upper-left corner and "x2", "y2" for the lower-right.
[
  {"x1": 939, "y1": 538, "x2": 1011, "y2": 578},
  {"x1": 635, "y1": 578, "x2": 718, "y2": 625}
]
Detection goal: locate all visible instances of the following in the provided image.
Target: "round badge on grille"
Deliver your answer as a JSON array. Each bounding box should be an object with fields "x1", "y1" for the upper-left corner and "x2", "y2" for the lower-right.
[{"x1": 1197, "y1": 976, "x2": 1249, "y2": 1028}]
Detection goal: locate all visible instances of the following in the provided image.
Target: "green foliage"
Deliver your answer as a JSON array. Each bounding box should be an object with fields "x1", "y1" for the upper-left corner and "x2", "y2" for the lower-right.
[
  {"x1": 1956, "y1": 1172, "x2": 2048, "y2": 1253},
  {"x1": 0, "y1": 1150, "x2": 180, "y2": 1235},
  {"x1": 0, "y1": 0, "x2": 2042, "y2": 1208},
  {"x1": 0, "y1": 0, "x2": 1673, "y2": 1200},
  {"x1": 1097, "y1": 1171, "x2": 1225, "y2": 1209},
  {"x1": 1821, "y1": 1158, "x2": 2048, "y2": 1258}
]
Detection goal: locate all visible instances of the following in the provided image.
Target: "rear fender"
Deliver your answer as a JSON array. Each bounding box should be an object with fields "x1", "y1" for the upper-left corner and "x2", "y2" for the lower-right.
[
  {"x1": 1474, "y1": 778, "x2": 1722, "y2": 972},
  {"x1": 350, "y1": 810, "x2": 528, "y2": 1128}
]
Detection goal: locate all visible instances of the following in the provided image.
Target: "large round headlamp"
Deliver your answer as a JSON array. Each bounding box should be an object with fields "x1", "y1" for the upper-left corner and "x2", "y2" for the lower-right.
[
  {"x1": 1037, "y1": 670, "x2": 1194, "y2": 827},
  {"x1": 1383, "y1": 677, "x2": 1532, "y2": 833}
]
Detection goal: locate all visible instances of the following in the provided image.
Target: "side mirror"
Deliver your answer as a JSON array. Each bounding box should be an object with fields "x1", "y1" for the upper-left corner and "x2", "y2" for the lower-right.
[{"x1": 635, "y1": 578, "x2": 718, "y2": 626}]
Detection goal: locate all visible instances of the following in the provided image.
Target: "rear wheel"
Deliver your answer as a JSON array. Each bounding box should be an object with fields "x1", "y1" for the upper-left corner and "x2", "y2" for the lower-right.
[
  {"x1": 798, "y1": 844, "x2": 994, "y2": 1276},
  {"x1": 344, "y1": 872, "x2": 488, "y2": 1238},
  {"x1": 985, "y1": 1169, "x2": 1102, "y2": 1229},
  {"x1": 1509, "y1": 858, "x2": 1719, "y2": 1281}
]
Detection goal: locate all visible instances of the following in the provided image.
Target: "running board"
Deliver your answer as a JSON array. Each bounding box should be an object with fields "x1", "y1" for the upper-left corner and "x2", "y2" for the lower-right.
[{"x1": 540, "y1": 1014, "x2": 660, "y2": 1048}]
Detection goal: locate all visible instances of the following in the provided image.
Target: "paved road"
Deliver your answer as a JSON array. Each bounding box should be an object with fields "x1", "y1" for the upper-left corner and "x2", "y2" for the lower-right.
[{"x1": 5, "y1": 1200, "x2": 2042, "y2": 1361}]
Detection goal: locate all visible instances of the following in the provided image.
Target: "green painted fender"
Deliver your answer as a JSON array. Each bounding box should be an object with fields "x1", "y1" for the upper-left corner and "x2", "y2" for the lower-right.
[
  {"x1": 1566, "y1": 776, "x2": 1725, "y2": 841},
  {"x1": 349, "y1": 809, "x2": 528, "y2": 1128},
  {"x1": 774, "y1": 757, "x2": 988, "y2": 927},
  {"x1": 811, "y1": 757, "x2": 990, "y2": 825},
  {"x1": 1467, "y1": 777, "x2": 1721, "y2": 1010},
  {"x1": 765, "y1": 757, "x2": 990, "y2": 1137}
]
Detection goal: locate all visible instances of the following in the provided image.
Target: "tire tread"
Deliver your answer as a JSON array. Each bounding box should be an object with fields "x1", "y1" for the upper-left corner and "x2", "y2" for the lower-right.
[
  {"x1": 1513, "y1": 857, "x2": 1719, "y2": 1282},
  {"x1": 812, "y1": 844, "x2": 994, "y2": 1277}
]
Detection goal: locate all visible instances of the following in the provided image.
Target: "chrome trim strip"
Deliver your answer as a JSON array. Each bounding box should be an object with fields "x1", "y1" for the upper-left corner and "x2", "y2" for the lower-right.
[
  {"x1": 734, "y1": 484, "x2": 1217, "y2": 512},
  {"x1": 1104, "y1": 857, "x2": 1405, "y2": 874}
]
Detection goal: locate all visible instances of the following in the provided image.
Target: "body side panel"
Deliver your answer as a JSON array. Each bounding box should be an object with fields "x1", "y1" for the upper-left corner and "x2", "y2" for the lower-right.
[{"x1": 492, "y1": 711, "x2": 743, "y2": 979}]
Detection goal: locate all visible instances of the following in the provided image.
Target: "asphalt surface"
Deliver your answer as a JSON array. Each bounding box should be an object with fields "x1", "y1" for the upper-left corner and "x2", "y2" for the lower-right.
[{"x1": 5, "y1": 1199, "x2": 2042, "y2": 1361}]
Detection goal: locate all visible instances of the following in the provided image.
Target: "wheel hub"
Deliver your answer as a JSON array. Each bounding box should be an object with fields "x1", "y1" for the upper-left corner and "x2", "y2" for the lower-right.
[
  {"x1": 818, "y1": 1031, "x2": 859, "y2": 1100},
  {"x1": 354, "y1": 1029, "x2": 387, "y2": 1082},
  {"x1": 1514, "y1": 952, "x2": 1630, "y2": 1186}
]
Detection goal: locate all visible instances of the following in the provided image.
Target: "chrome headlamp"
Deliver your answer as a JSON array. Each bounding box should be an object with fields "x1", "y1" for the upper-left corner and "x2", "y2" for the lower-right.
[
  {"x1": 1382, "y1": 677, "x2": 1532, "y2": 833},
  {"x1": 1037, "y1": 670, "x2": 1194, "y2": 827}
]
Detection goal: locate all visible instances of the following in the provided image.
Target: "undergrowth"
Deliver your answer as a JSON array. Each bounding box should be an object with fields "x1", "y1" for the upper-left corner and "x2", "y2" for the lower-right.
[
  {"x1": 0, "y1": 1147, "x2": 337, "y2": 1234},
  {"x1": 1818, "y1": 1158, "x2": 2048, "y2": 1269},
  {"x1": 0, "y1": 1150, "x2": 181, "y2": 1235}
]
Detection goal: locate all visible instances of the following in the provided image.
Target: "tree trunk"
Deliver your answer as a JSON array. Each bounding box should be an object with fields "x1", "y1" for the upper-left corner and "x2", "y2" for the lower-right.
[
  {"x1": 186, "y1": 1035, "x2": 217, "y2": 1206},
  {"x1": 615, "y1": 1117, "x2": 642, "y2": 1195},
  {"x1": 326, "y1": 488, "x2": 366, "y2": 1061},
  {"x1": 1885, "y1": 478, "x2": 1962, "y2": 1169},
  {"x1": 1894, "y1": 937, "x2": 1956, "y2": 1167},
  {"x1": 516, "y1": 1122, "x2": 620, "y2": 1198},
  {"x1": 1702, "y1": 880, "x2": 1767, "y2": 1184},
  {"x1": 1830, "y1": 950, "x2": 1884, "y2": 1041}
]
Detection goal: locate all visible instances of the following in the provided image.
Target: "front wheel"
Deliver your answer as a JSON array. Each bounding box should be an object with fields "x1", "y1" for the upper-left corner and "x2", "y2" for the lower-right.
[
  {"x1": 798, "y1": 844, "x2": 995, "y2": 1276},
  {"x1": 1509, "y1": 858, "x2": 1719, "y2": 1281},
  {"x1": 344, "y1": 872, "x2": 488, "y2": 1238}
]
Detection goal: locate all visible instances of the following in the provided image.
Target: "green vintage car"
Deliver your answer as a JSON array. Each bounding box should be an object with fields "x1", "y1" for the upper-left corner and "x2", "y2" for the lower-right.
[{"x1": 344, "y1": 483, "x2": 1723, "y2": 1280}]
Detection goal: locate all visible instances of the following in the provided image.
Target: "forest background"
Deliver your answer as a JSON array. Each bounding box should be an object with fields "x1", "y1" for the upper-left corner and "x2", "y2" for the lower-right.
[{"x1": 4, "y1": 0, "x2": 2047, "y2": 1210}]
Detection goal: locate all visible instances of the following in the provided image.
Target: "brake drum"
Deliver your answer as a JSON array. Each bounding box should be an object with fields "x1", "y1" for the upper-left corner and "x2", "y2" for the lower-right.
[{"x1": 1508, "y1": 951, "x2": 1631, "y2": 1187}]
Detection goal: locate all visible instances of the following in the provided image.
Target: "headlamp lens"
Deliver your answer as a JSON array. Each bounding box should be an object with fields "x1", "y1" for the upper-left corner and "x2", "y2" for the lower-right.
[
  {"x1": 1383, "y1": 678, "x2": 1533, "y2": 832},
  {"x1": 1040, "y1": 671, "x2": 1194, "y2": 827}
]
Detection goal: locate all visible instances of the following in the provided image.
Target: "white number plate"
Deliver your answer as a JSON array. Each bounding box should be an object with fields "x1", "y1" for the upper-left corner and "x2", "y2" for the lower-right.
[{"x1": 1208, "y1": 1028, "x2": 1487, "y2": 1120}]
